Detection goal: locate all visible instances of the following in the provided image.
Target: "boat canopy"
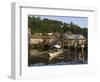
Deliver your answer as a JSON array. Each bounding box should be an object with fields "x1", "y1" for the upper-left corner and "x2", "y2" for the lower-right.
[{"x1": 53, "y1": 44, "x2": 61, "y2": 49}]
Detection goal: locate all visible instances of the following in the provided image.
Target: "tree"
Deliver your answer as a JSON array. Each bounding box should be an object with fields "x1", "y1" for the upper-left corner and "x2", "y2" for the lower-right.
[{"x1": 28, "y1": 16, "x2": 88, "y2": 38}]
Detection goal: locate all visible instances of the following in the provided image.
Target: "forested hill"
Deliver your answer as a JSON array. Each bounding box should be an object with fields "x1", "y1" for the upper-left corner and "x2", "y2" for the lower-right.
[{"x1": 28, "y1": 16, "x2": 88, "y2": 38}]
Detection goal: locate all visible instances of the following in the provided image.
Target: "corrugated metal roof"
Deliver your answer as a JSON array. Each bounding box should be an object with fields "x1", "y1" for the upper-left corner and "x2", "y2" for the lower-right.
[
  {"x1": 31, "y1": 35, "x2": 55, "y2": 39},
  {"x1": 64, "y1": 34, "x2": 85, "y2": 40}
]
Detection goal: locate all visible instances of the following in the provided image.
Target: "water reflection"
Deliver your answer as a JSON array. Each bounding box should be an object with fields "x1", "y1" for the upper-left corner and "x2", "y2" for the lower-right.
[
  {"x1": 29, "y1": 48, "x2": 88, "y2": 66},
  {"x1": 70, "y1": 48, "x2": 87, "y2": 64}
]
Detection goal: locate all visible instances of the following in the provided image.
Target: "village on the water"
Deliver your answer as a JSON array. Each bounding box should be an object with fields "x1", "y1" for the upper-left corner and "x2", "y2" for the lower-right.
[{"x1": 28, "y1": 16, "x2": 88, "y2": 66}]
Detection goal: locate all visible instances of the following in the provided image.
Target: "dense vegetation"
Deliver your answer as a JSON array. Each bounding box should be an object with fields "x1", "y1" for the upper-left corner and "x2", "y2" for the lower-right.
[{"x1": 28, "y1": 16, "x2": 88, "y2": 38}]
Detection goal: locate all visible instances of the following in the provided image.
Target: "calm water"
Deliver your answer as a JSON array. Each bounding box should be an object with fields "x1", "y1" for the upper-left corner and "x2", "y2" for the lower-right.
[{"x1": 29, "y1": 48, "x2": 88, "y2": 66}]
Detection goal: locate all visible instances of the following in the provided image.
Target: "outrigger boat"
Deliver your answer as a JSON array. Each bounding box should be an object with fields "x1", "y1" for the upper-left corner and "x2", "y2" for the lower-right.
[{"x1": 48, "y1": 49, "x2": 63, "y2": 60}]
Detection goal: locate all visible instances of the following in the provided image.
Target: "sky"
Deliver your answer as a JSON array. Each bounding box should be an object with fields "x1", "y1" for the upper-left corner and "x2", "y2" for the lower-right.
[{"x1": 35, "y1": 15, "x2": 88, "y2": 28}]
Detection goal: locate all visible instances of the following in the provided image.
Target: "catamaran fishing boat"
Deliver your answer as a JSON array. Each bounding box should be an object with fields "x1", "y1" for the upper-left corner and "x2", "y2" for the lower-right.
[{"x1": 43, "y1": 44, "x2": 63, "y2": 60}]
